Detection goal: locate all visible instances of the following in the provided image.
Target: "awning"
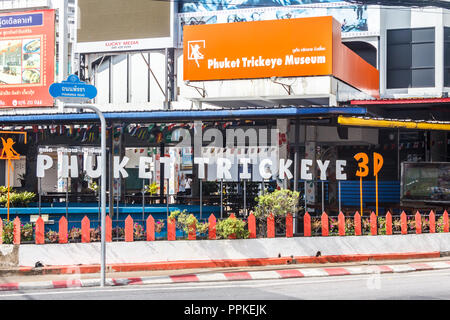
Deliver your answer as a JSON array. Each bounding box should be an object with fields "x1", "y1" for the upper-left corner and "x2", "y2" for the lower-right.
[
  {"x1": 189, "y1": 95, "x2": 331, "y2": 108},
  {"x1": 338, "y1": 116, "x2": 450, "y2": 131},
  {"x1": 0, "y1": 107, "x2": 367, "y2": 125}
]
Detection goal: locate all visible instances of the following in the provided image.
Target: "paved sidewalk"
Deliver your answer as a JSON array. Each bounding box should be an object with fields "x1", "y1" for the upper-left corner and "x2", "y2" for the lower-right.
[{"x1": 1, "y1": 257, "x2": 450, "y2": 291}]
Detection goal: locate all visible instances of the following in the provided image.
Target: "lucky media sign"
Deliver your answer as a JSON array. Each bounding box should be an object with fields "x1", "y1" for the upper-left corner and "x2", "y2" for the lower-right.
[
  {"x1": 183, "y1": 16, "x2": 335, "y2": 81},
  {"x1": 0, "y1": 9, "x2": 55, "y2": 108}
]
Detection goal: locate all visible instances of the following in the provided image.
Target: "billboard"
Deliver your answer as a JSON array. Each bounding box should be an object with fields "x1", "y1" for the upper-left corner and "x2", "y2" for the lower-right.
[
  {"x1": 77, "y1": 0, "x2": 172, "y2": 53},
  {"x1": 184, "y1": 16, "x2": 334, "y2": 81},
  {"x1": 401, "y1": 162, "x2": 450, "y2": 203},
  {"x1": 183, "y1": 15, "x2": 379, "y2": 98},
  {"x1": 178, "y1": 1, "x2": 379, "y2": 44},
  {"x1": 0, "y1": 9, "x2": 55, "y2": 108}
]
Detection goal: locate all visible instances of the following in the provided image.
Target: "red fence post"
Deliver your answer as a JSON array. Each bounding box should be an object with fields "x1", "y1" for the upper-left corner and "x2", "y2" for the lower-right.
[
  {"x1": 0, "y1": 218, "x2": 3, "y2": 244},
  {"x1": 13, "y1": 217, "x2": 20, "y2": 244},
  {"x1": 167, "y1": 217, "x2": 176, "y2": 241},
  {"x1": 444, "y1": 210, "x2": 449, "y2": 233},
  {"x1": 321, "y1": 212, "x2": 329, "y2": 237},
  {"x1": 146, "y1": 215, "x2": 155, "y2": 241},
  {"x1": 267, "y1": 213, "x2": 275, "y2": 238},
  {"x1": 125, "y1": 215, "x2": 134, "y2": 242},
  {"x1": 188, "y1": 216, "x2": 196, "y2": 240},
  {"x1": 415, "y1": 211, "x2": 422, "y2": 234},
  {"x1": 429, "y1": 210, "x2": 435, "y2": 234},
  {"x1": 58, "y1": 216, "x2": 68, "y2": 244},
  {"x1": 354, "y1": 212, "x2": 361, "y2": 236},
  {"x1": 81, "y1": 216, "x2": 90, "y2": 243},
  {"x1": 370, "y1": 212, "x2": 377, "y2": 236},
  {"x1": 386, "y1": 211, "x2": 392, "y2": 235},
  {"x1": 304, "y1": 212, "x2": 311, "y2": 237},
  {"x1": 35, "y1": 216, "x2": 45, "y2": 244},
  {"x1": 286, "y1": 213, "x2": 293, "y2": 238},
  {"x1": 208, "y1": 214, "x2": 216, "y2": 240},
  {"x1": 106, "y1": 215, "x2": 112, "y2": 242},
  {"x1": 400, "y1": 211, "x2": 407, "y2": 235},
  {"x1": 247, "y1": 213, "x2": 256, "y2": 239},
  {"x1": 338, "y1": 212, "x2": 345, "y2": 236}
]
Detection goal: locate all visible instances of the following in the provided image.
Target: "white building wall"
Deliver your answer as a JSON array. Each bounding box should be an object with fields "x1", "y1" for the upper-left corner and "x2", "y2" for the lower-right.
[
  {"x1": 94, "y1": 60, "x2": 109, "y2": 105},
  {"x1": 130, "y1": 53, "x2": 149, "y2": 104},
  {"x1": 112, "y1": 55, "x2": 128, "y2": 104},
  {"x1": 380, "y1": 7, "x2": 449, "y2": 98}
]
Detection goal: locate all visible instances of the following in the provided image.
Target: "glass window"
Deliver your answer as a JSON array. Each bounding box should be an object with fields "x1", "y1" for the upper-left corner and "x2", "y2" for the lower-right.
[
  {"x1": 445, "y1": 28, "x2": 450, "y2": 87},
  {"x1": 387, "y1": 28, "x2": 435, "y2": 88},
  {"x1": 412, "y1": 69, "x2": 435, "y2": 87},
  {"x1": 388, "y1": 69, "x2": 411, "y2": 89},
  {"x1": 411, "y1": 43, "x2": 434, "y2": 68},
  {"x1": 412, "y1": 28, "x2": 434, "y2": 43}
]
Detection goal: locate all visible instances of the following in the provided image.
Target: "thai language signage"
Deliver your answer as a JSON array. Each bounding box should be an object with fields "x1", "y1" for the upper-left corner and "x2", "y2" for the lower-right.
[
  {"x1": 0, "y1": 9, "x2": 55, "y2": 108},
  {"x1": 49, "y1": 74, "x2": 97, "y2": 103},
  {"x1": 184, "y1": 16, "x2": 334, "y2": 81}
]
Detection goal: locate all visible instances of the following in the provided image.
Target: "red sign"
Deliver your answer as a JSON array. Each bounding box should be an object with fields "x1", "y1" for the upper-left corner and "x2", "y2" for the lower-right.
[{"x1": 0, "y1": 9, "x2": 55, "y2": 108}]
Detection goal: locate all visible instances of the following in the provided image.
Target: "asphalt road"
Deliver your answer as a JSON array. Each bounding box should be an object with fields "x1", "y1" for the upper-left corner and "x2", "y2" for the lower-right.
[{"x1": 1, "y1": 268, "x2": 450, "y2": 300}]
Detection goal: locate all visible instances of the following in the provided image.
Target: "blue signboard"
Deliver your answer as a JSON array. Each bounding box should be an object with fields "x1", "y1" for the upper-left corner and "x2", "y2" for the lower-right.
[
  {"x1": 49, "y1": 74, "x2": 97, "y2": 101},
  {"x1": 0, "y1": 13, "x2": 43, "y2": 28}
]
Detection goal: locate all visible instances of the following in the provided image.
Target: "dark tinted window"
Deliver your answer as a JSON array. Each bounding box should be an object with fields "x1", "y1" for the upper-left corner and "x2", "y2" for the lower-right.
[
  {"x1": 387, "y1": 28, "x2": 435, "y2": 89},
  {"x1": 445, "y1": 28, "x2": 450, "y2": 87}
]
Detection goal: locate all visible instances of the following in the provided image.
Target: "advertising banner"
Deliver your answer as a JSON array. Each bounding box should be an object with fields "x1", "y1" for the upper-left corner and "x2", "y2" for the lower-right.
[
  {"x1": 183, "y1": 16, "x2": 334, "y2": 81},
  {"x1": 0, "y1": 9, "x2": 55, "y2": 108},
  {"x1": 178, "y1": 1, "x2": 380, "y2": 45},
  {"x1": 76, "y1": 0, "x2": 173, "y2": 53}
]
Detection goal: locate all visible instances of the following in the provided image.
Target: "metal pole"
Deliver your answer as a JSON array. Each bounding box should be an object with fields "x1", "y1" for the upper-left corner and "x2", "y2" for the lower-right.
[
  {"x1": 293, "y1": 150, "x2": 298, "y2": 234},
  {"x1": 116, "y1": 179, "x2": 119, "y2": 220},
  {"x1": 321, "y1": 181, "x2": 324, "y2": 213},
  {"x1": 243, "y1": 179, "x2": 247, "y2": 216},
  {"x1": 166, "y1": 178, "x2": 169, "y2": 220},
  {"x1": 304, "y1": 181, "x2": 307, "y2": 213},
  {"x1": 200, "y1": 179, "x2": 203, "y2": 220},
  {"x1": 142, "y1": 179, "x2": 145, "y2": 221},
  {"x1": 65, "y1": 177, "x2": 68, "y2": 219},
  {"x1": 220, "y1": 179, "x2": 223, "y2": 219},
  {"x1": 63, "y1": 104, "x2": 107, "y2": 287},
  {"x1": 38, "y1": 177, "x2": 41, "y2": 216},
  {"x1": 338, "y1": 180, "x2": 341, "y2": 214}
]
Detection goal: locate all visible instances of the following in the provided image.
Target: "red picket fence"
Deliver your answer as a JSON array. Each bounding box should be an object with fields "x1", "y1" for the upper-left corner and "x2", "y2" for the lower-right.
[{"x1": 0, "y1": 210, "x2": 448, "y2": 245}]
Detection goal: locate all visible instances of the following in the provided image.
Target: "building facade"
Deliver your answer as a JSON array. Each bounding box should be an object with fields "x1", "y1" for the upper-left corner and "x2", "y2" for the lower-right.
[{"x1": 0, "y1": 0, "x2": 448, "y2": 224}]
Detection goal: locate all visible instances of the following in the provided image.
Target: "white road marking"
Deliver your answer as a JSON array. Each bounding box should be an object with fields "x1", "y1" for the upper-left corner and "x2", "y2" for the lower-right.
[{"x1": 1, "y1": 268, "x2": 450, "y2": 298}]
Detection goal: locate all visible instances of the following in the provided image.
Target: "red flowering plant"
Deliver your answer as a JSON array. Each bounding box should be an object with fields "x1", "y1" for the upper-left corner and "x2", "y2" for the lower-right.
[
  {"x1": 155, "y1": 219, "x2": 165, "y2": 233},
  {"x1": 134, "y1": 223, "x2": 144, "y2": 240},
  {"x1": 46, "y1": 230, "x2": 59, "y2": 243}
]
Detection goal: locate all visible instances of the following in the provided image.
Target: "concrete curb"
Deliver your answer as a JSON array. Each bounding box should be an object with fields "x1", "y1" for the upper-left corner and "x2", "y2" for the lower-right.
[
  {"x1": 1, "y1": 260, "x2": 450, "y2": 292},
  {"x1": 10, "y1": 251, "x2": 442, "y2": 275}
]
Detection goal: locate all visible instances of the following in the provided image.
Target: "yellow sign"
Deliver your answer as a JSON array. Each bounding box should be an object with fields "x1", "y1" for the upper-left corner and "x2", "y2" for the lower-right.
[
  {"x1": 0, "y1": 131, "x2": 26, "y2": 221},
  {"x1": 354, "y1": 152, "x2": 384, "y2": 216}
]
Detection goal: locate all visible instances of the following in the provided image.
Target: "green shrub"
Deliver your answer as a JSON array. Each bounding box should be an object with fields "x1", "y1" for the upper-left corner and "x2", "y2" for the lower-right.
[
  {"x1": 0, "y1": 190, "x2": 36, "y2": 207},
  {"x1": 254, "y1": 189, "x2": 300, "y2": 219},
  {"x1": 169, "y1": 209, "x2": 209, "y2": 237},
  {"x1": 2, "y1": 221, "x2": 14, "y2": 244},
  {"x1": 216, "y1": 216, "x2": 249, "y2": 239},
  {"x1": 21, "y1": 223, "x2": 33, "y2": 242}
]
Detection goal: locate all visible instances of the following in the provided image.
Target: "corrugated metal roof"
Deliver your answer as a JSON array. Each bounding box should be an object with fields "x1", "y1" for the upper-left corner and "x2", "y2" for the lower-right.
[
  {"x1": 0, "y1": 107, "x2": 367, "y2": 124},
  {"x1": 351, "y1": 97, "x2": 450, "y2": 105}
]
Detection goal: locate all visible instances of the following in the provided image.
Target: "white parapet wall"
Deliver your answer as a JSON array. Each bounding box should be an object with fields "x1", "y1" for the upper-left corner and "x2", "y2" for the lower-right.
[{"x1": 3, "y1": 233, "x2": 449, "y2": 267}]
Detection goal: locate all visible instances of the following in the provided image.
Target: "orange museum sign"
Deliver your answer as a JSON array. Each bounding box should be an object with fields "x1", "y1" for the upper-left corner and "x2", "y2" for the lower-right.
[{"x1": 183, "y1": 16, "x2": 379, "y2": 98}]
